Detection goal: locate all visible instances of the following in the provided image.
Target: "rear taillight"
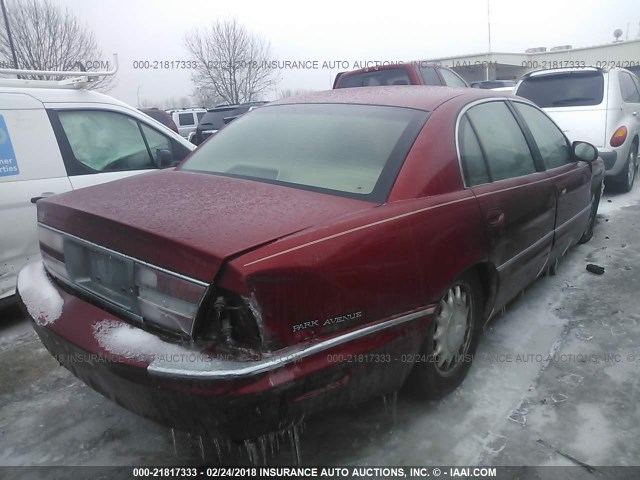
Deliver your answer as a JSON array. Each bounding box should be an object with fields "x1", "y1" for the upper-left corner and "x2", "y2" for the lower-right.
[
  {"x1": 134, "y1": 263, "x2": 207, "y2": 335},
  {"x1": 38, "y1": 225, "x2": 207, "y2": 337},
  {"x1": 610, "y1": 126, "x2": 627, "y2": 147}
]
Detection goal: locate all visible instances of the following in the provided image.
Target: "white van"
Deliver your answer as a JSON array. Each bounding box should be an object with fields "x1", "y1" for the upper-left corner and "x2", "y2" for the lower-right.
[
  {"x1": 0, "y1": 62, "x2": 195, "y2": 304},
  {"x1": 515, "y1": 67, "x2": 640, "y2": 191}
]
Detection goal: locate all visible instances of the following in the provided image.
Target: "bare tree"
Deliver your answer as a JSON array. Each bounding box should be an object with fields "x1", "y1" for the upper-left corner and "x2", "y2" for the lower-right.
[
  {"x1": 0, "y1": 0, "x2": 115, "y2": 90},
  {"x1": 278, "y1": 88, "x2": 316, "y2": 99},
  {"x1": 192, "y1": 87, "x2": 223, "y2": 109},
  {"x1": 185, "y1": 18, "x2": 278, "y2": 104}
]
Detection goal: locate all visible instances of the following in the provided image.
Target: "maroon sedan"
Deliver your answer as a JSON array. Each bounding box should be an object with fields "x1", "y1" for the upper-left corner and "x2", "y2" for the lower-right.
[{"x1": 17, "y1": 86, "x2": 604, "y2": 440}]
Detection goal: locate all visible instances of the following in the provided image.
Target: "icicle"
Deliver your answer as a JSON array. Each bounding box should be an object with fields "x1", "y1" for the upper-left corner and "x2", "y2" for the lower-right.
[
  {"x1": 258, "y1": 435, "x2": 268, "y2": 465},
  {"x1": 171, "y1": 429, "x2": 177, "y2": 455},
  {"x1": 212, "y1": 438, "x2": 222, "y2": 463},
  {"x1": 198, "y1": 436, "x2": 205, "y2": 462},
  {"x1": 288, "y1": 425, "x2": 302, "y2": 466},
  {"x1": 244, "y1": 440, "x2": 258, "y2": 464}
]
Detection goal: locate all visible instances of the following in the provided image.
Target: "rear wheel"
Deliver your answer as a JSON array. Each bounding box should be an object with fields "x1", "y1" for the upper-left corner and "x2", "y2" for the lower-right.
[
  {"x1": 615, "y1": 142, "x2": 638, "y2": 192},
  {"x1": 406, "y1": 271, "x2": 483, "y2": 399}
]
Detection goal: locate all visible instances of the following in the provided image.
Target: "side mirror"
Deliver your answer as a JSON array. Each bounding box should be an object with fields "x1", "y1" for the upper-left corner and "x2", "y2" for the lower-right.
[
  {"x1": 154, "y1": 148, "x2": 174, "y2": 168},
  {"x1": 572, "y1": 141, "x2": 598, "y2": 162}
]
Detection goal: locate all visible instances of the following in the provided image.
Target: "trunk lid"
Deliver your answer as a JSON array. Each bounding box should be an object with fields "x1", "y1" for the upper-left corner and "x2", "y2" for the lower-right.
[{"x1": 37, "y1": 170, "x2": 375, "y2": 282}]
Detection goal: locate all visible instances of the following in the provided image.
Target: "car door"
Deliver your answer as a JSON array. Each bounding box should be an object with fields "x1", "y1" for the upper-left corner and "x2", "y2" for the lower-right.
[
  {"x1": 0, "y1": 93, "x2": 72, "y2": 300},
  {"x1": 511, "y1": 101, "x2": 592, "y2": 260},
  {"x1": 47, "y1": 109, "x2": 190, "y2": 190},
  {"x1": 459, "y1": 100, "x2": 556, "y2": 311}
]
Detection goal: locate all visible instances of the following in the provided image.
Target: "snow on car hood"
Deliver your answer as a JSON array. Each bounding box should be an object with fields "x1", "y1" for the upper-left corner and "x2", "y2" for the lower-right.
[{"x1": 36, "y1": 170, "x2": 375, "y2": 282}]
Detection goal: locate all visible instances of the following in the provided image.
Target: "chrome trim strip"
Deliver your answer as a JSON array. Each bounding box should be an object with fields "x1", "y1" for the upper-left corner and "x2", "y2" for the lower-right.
[
  {"x1": 147, "y1": 305, "x2": 437, "y2": 380},
  {"x1": 38, "y1": 223, "x2": 209, "y2": 287},
  {"x1": 495, "y1": 203, "x2": 591, "y2": 272},
  {"x1": 243, "y1": 196, "x2": 475, "y2": 267},
  {"x1": 554, "y1": 204, "x2": 591, "y2": 233},
  {"x1": 496, "y1": 230, "x2": 554, "y2": 272}
]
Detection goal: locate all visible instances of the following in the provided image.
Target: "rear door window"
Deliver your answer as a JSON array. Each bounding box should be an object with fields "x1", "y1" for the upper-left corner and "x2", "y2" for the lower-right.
[
  {"x1": 619, "y1": 72, "x2": 640, "y2": 103},
  {"x1": 513, "y1": 102, "x2": 571, "y2": 169},
  {"x1": 466, "y1": 101, "x2": 537, "y2": 181},
  {"x1": 459, "y1": 115, "x2": 490, "y2": 186},
  {"x1": 516, "y1": 71, "x2": 604, "y2": 107}
]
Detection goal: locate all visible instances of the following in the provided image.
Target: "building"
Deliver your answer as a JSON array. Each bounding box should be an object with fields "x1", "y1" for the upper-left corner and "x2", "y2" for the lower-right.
[{"x1": 421, "y1": 38, "x2": 640, "y2": 83}]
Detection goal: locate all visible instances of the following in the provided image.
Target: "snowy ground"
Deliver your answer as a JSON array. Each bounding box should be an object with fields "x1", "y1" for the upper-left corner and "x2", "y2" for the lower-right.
[{"x1": 1, "y1": 186, "x2": 640, "y2": 471}]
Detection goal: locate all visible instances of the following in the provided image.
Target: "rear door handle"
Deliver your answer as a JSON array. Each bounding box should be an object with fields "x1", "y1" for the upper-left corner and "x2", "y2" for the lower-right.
[{"x1": 487, "y1": 209, "x2": 505, "y2": 226}]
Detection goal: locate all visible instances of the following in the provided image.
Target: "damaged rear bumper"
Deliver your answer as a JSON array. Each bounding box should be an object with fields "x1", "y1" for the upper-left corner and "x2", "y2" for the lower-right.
[{"x1": 17, "y1": 262, "x2": 434, "y2": 440}]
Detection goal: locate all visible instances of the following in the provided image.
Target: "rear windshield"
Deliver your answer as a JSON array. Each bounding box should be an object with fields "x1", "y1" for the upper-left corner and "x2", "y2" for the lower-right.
[
  {"x1": 336, "y1": 68, "x2": 413, "y2": 88},
  {"x1": 516, "y1": 71, "x2": 604, "y2": 107},
  {"x1": 180, "y1": 104, "x2": 428, "y2": 202},
  {"x1": 199, "y1": 107, "x2": 250, "y2": 130}
]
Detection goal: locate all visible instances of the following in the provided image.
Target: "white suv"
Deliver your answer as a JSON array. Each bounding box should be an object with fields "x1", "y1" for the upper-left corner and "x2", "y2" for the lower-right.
[
  {"x1": 0, "y1": 68, "x2": 195, "y2": 304},
  {"x1": 515, "y1": 67, "x2": 640, "y2": 191},
  {"x1": 168, "y1": 108, "x2": 206, "y2": 138}
]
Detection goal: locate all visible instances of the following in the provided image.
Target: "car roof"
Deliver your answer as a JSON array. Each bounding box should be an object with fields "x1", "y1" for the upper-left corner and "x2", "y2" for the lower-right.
[
  {"x1": 270, "y1": 85, "x2": 508, "y2": 111},
  {"x1": 0, "y1": 85, "x2": 132, "y2": 106}
]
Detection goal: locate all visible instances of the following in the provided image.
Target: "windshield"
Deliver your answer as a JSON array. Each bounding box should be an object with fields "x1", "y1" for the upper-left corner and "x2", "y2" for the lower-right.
[
  {"x1": 181, "y1": 103, "x2": 428, "y2": 202},
  {"x1": 516, "y1": 71, "x2": 604, "y2": 107}
]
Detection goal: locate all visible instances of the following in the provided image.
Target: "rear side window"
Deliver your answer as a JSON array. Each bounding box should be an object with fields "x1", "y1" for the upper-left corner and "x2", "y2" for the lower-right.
[
  {"x1": 466, "y1": 101, "x2": 537, "y2": 181},
  {"x1": 513, "y1": 102, "x2": 570, "y2": 169},
  {"x1": 459, "y1": 115, "x2": 490, "y2": 186},
  {"x1": 420, "y1": 66, "x2": 442, "y2": 85},
  {"x1": 58, "y1": 111, "x2": 154, "y2": 172},
  {"x1": 196, "y1": 112, "x2": 205, "y2": 122},
  {"x1": 336, "y1": 68, "x2": 412, "y2": 88},
  {"x1": 178, "y1": 113, "x2": 195, "y2": 126},
  {"x1": 619, "y1": 72, "x2": 640, "y2": 103},
  {"x1": 516, "y1": 71, "x2": 604, "y2": 107},
  {"x1": 438, "y1": 69, "x2": 467, "y2": 88}
]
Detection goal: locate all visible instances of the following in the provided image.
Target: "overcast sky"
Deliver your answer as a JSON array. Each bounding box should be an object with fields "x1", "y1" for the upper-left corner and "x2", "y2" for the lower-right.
[{"x1": 49, "y1": 0, "x2": 640, "y2": 106}]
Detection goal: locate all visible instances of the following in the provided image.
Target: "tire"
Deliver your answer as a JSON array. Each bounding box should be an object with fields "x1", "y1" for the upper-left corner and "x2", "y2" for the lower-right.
[
  {"x1": 578, "y1": 182, "x2": 602, "y2": 244},
  {"x1": 406, "y1": 271, "x2": 483, "y2": 399},
  {"x1": 614, "y1": 142, "x2": 638, "y2": 193}
]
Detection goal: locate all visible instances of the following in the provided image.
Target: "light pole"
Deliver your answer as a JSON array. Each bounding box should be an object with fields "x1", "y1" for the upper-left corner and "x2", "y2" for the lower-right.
[
  {"x1": 0, "y1": 0, "x2": 19, "y2": 71},
  {"x1": 486, "y1": 0, "x2": 492, "y2": 81}
]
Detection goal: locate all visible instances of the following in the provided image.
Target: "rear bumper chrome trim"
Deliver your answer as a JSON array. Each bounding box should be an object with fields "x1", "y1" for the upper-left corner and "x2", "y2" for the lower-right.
[{"x1": 147, "y1": 305, "x2": 437, "y2": 380}]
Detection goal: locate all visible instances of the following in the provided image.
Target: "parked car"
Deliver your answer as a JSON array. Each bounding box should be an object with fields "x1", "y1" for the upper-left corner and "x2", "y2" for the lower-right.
[
  {"x1": 333, "y1": 63, "x2": 469, "y2": 88},
  {"x1": 169, "y1": 108, "x2": 207, "y2": 138},
  {"x1": 191, "y1": 102, "x2": 268, "y2": 145},
  {"x1": 515, "y1": 67, "x2": 640, "y2": 191},
  {"x1": 18, "y1": 86, "x2": 604, "y2": 440},
  {"x1": 470, "y1": 80, "x2": 516, "y2": 89},
  {"x1": 0, "y1": 75, "x2": 195, "y2": 305},
  {"x1": 140, "y1": 107, "x2": 179, "y2": 134}
]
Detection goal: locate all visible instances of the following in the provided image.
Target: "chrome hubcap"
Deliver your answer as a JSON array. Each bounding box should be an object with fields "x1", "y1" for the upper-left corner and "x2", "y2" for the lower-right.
[{"x1": 433, "y1": 284, "x2": 473, "y2": 375}]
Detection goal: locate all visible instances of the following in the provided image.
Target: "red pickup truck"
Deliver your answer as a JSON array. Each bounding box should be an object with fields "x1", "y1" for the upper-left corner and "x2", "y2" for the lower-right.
[{"x1": 333, "y1": 62, "x2": 469, "y2": 89}]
